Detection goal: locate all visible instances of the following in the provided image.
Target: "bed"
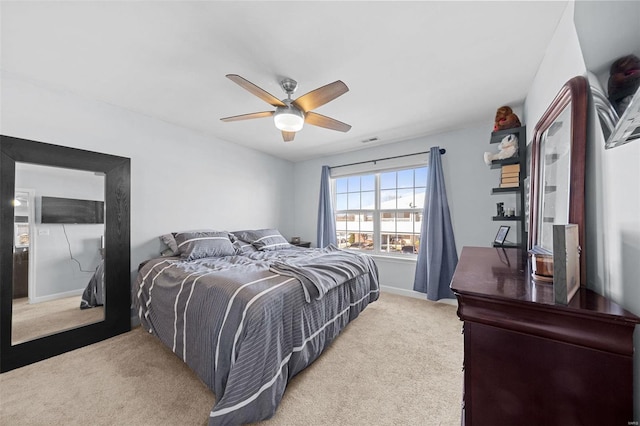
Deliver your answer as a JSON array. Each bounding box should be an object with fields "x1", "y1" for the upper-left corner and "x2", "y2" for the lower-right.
[
  {"x1": 133, "y1": 229, "x2": 379, "y2": 425},
  {"x1": 80, "y1": 259, "x2": 104, "y2": 310}
]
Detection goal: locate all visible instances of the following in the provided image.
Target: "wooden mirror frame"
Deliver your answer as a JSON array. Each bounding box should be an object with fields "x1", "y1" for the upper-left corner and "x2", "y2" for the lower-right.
[
  {"x1": 528, "y1": 76, "x2": 588, "y2": 285},
  {"x1": 0, "y1": 135, "x2": 131, "y2": 372}
]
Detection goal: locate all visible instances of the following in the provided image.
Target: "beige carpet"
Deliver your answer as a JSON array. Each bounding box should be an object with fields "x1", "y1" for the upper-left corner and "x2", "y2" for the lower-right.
[
  {"x1": 12, "y1": 296, "x2": 104, "y2": 344},
  {"x1": 0, "y1": 292, "x2": 462, "y2": 425}
]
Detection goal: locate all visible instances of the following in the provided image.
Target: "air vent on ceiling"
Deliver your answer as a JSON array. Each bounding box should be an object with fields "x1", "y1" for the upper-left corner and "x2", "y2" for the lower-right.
[{"x1": 361, "y1": 137, "x2": 379, "y2": 144}]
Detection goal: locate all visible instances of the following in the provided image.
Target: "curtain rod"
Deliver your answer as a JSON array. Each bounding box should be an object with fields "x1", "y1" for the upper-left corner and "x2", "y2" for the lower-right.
[{"x1": 330, "y1": 148, "x2": 446, "y2": 170}]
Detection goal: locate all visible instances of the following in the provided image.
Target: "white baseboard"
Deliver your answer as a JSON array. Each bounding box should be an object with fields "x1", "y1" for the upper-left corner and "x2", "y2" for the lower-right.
[
  {"x1": 380, "y1": 285, "x2": 426, "y2": 299},
  {"x1": 30, "y1": 288, "x2": 84, "y2": 304},
  {"x1": 380, "y1": 285, "x2": 457, "y2": 305}
]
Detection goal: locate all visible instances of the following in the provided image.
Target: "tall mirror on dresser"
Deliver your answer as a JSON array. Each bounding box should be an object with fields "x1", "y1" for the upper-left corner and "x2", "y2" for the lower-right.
[
  {"x1": 528, "y1": 75, "x2": 588, "y2": 285},
  {"x1": 0, "y1": 136, "x2": 131, "y2": 372}
]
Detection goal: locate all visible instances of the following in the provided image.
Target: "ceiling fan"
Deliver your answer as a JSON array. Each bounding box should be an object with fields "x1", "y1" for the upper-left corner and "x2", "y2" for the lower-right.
[{"x1": 221, "y1": 74, "x2": 351, "y2": 142}]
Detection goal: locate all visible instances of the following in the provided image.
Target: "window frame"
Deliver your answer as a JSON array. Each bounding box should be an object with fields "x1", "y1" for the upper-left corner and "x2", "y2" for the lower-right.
[{"x1": 332, "y1": 165, "x2": 427, "y2": 258}]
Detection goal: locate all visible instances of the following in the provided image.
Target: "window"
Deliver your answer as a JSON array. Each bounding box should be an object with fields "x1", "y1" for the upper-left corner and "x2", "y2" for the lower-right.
[{"x1": 334, "y1": 166, "x2": 427, "y2": 256}]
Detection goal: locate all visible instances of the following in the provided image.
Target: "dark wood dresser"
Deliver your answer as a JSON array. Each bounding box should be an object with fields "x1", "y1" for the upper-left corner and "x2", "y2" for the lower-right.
[{"x1": 450, "y1": 246, "x2": 639, "y2": 426}]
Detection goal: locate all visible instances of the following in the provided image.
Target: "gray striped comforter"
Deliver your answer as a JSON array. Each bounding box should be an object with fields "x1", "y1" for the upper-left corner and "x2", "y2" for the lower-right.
[
  {"x1": 133, "y1": 246, "x2": 379, "y2": 425},
  {"x1": 270, "y1": 244, "x2": 377, "y2": 303}
]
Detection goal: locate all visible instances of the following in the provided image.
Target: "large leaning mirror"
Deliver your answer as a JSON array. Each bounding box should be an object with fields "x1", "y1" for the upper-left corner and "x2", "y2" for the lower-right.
[
  {"x1": 1, "y1": 135, "x2": 130, "y2": 372},
  {"x1": 12, "y1": 164, "x2": 107, "y2": 345},
  {"x1": 528, "y1": 76, "x2": 588, "y2": 285}
]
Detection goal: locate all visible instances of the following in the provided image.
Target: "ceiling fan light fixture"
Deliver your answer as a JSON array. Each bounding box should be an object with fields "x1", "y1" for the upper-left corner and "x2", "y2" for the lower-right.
[{"x1": 274, "y1": 106, "x2": 304, "y2": 132}]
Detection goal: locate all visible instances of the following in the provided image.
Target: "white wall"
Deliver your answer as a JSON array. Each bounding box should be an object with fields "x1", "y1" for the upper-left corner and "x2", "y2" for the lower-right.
[
  {"x1": 1, "y1": 71, "x2": 295, "y2": 282},
  {"x1": 573, "y1": 0, "x2": 640, "y2": 311},
  {"x1": 292, "y1": 123, "x2": 515, "y2": 297},
  {"x1": 574, "y1": 1, "x2": 640, "y2": 418},
  {"x1": 525, "y1": 0, "x2": 640, "y2": 416},
  {"x1": 16, "y1": 164, "x2": 104, "y2": 301}
]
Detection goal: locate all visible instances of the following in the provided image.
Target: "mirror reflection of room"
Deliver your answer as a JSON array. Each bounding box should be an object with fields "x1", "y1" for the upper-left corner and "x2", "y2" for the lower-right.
[
  {"x1": 12, "y1": 163, "x2": 106, "y2": 345},
  {"x1": 537, "y1": 105, "x2": 572, "y2": 251}
]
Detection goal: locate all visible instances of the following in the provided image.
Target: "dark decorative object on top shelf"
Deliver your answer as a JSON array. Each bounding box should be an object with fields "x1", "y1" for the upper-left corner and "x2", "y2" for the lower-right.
[
  {"x1": 607, "y1": 54, "x2": 640, "y2": 116},
  {"x1": 493, "y1": 106, "x2": 522, "y2": 131}
]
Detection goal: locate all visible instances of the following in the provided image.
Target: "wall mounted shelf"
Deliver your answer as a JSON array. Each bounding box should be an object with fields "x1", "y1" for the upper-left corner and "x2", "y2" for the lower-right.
[{"x1": 489, "y1": 126, "x2": 527, "y2": 249}]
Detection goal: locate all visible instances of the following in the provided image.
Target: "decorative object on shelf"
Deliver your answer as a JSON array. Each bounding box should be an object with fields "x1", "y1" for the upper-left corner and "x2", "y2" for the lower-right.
[
  {"x1": 607, "y1": 54, "x2": 640, "y2": 116},
  {"x1": 529, "y1": 245, "x2": 554, "y2": 282},
  {"x1": 494, "y1": 225, "x2": 510, "y2": 246},
  {"x1": 501, "y1": 164, "x2": 520, "y2": 173},
  {"x1": 552, "y1": 224, "x2": 580, "y2": 305},
  {"x1": 499, "y1": 182, "x2": 519, "y2": 189},
  {"x1": 483, "y1": 134, "x2": 518, "y2": 165},
  {"x1": 496, "y1": 202, "x2": 505, "y2": 217},
  {"x1": 290, "y1": 236, "x2": 301, "y2": 244},
  {"x1": 493, "y1": 106, "x2": 522, "y2": 131}
]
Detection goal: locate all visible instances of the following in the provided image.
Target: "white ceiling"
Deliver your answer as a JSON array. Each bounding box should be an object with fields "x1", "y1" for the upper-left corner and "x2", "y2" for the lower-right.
[{"x1": 1, "y1": 1, "x2": 569, "y2": 162}]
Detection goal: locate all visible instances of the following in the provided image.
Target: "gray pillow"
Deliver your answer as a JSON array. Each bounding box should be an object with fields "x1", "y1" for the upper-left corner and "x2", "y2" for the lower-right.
[
  {"x1": 159, "y1": 233, "x2": 179, "y2": 256},
  {"x1": 232, "y1": 239, "x2": 258, "y2": 254},
  {"x1": 174, "y1": 231, "x2": 235, "y2": 260},
  {"x1": 232, "y1": 229, "x2": 290, "y2": 251}
]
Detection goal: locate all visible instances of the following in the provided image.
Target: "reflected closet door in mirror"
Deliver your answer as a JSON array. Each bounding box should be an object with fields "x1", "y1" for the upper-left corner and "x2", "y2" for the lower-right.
[
  {"x1": 1, "y1": 136, "x2": 130, "y2": 372},
  {"x1": 528, "y1": 76, "x2": 588, "y2": 285}
]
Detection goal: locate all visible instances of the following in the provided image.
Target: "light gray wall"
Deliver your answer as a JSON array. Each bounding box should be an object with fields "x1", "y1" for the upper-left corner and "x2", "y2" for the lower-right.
[
  {"x1": 525, "y1": 0, "x2": 640, "y2": 416},
  {"x1": 573, "y1": 1, "x2": 640, "y2": 418},
  {"x1": 16, "y1": 164, "x2": 104, "y2": 301},
  {"x1": 1, "y1": 71, "x2": 295, "y2": 281},
  {"x1": 292, "y1": 123, "x2": 514, "y2": 297}
]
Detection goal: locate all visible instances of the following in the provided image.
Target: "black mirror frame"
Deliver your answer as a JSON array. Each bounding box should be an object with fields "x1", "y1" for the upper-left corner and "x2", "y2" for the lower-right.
[
  {"x1": 528, "y1": 76, "x2": 588, "y2": 286},
  {"x1": 0, "y1": 135, "x2": 130, "y2": 372}
]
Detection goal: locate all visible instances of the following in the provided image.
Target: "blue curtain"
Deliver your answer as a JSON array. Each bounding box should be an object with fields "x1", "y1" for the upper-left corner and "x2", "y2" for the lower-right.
[
  {"x1": 317, "y1": 165, "x2": 337, "y2": 248},
  {"x1": 413, "y1": 147, "x2": 458, "y2": 300}
]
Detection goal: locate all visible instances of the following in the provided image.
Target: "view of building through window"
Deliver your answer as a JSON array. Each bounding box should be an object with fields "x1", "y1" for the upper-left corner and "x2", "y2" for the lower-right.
[{"x1": 334, "y1": 166, "x2": 427, "y2": 255}]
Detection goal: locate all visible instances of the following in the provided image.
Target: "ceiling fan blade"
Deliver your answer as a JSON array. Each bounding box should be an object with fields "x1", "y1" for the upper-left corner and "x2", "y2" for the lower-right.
[
  {"x1": 305, "y1": 112, "x2": 352, "y2": 132},
  {"x1": 226, "y1": 74, "x2": 286, "y2": 107},
  {"x1": 293, "y1": 80, "x2": 349, "y2": 112},
  {"x1": 220, "y1": 111, "x2": 274, "y2": 122},
  {"x1": 282, "y1": 131, "x2": 295, "y2": 142}
]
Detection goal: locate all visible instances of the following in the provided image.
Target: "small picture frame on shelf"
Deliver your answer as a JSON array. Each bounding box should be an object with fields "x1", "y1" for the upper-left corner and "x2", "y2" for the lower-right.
[{"x1": 494, "y1": 226, "x2": 510, "y2": 246}]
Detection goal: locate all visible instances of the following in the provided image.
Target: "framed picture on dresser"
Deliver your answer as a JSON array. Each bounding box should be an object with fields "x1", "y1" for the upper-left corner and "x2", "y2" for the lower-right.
[{"x1": 494, "y1": 226, "x2": 510, "y2": 246}]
